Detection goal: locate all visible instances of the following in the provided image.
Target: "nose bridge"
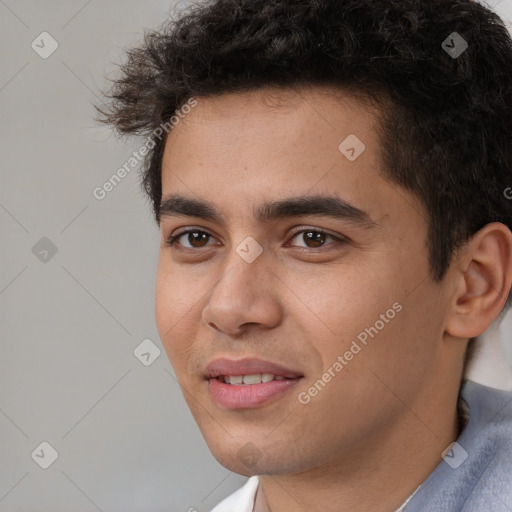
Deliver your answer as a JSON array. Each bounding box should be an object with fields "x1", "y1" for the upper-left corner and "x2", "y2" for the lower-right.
[
  {"x1": 202, "y1": 237, "x2": 283, "y2": 333},
  {"x1": 214, "y1": 235, "x2": 268, "y2": 299}
]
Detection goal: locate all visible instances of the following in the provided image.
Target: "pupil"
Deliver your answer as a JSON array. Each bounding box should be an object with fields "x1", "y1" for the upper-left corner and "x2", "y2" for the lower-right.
[
  {"x1": 305, "y1": 231, "x2": 325, "y2": 247},
  {"x1": 190, "y1": 231, "x2": 208, "y2": 247}
]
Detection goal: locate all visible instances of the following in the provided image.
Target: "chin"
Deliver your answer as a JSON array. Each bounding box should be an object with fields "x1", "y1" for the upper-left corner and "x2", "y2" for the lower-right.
[{"x1": 205, "y1": 434, "x2": 305, "y2": 476}]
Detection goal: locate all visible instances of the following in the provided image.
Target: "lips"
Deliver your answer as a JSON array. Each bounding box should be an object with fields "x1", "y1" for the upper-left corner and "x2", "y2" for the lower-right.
[
  {"x1": 204, "y1": 357, "x2": 303, "y2": 380},
  {"x1": 204, "y1": 357, "x2": 304, "y2": 410}
]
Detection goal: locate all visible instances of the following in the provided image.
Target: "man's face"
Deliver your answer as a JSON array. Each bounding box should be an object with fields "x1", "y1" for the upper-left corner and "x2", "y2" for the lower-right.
[{"x1": 155, "y1": 86, "x2": 451, "y2": 475}]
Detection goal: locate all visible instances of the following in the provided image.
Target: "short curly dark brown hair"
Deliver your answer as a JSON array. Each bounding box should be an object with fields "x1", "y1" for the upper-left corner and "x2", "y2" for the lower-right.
[{"x1": 97, "y1": 0, "x2": 512, "y2": 311}]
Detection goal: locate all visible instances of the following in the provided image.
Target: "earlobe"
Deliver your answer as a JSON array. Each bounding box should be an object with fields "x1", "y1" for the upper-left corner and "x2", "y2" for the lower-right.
[{"x1": 446, "y1": 223, "x2": 512, "y2": 339}]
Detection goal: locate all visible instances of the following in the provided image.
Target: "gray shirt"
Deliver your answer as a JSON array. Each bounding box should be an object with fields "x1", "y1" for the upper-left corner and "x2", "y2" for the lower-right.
[{"x1": 406, "y1": 381, "x2": 512, "y2": 511}]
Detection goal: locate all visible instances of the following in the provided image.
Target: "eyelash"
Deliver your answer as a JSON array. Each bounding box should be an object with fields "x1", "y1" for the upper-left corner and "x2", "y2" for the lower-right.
[{"x1": 164, "y1": 227, "x2": 346, "y2": 252}]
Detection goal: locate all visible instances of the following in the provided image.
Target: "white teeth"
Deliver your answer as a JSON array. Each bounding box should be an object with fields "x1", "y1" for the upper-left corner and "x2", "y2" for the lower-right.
[
  {"x1": 222, "y1": 373, "x2": 281, "y2": 385},
  {"x1": 243, "y1": 374, "x2": 262, "y2": 385}
]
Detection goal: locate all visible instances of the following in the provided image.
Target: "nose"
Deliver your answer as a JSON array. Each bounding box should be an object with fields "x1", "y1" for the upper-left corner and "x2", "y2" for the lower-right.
[{"x1": 201, "y1": 247, "x2": 284, "y2": 337}]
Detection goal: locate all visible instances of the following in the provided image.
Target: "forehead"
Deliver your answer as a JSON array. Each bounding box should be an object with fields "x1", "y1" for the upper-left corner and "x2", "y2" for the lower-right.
[
  {"x1": 159, "y1": 85, "x2": 423, "y2": 229},
  {"x1": 161, "y1": 85, "x2": 381, "y2": 182},
  {"x1": 171, "y1": 85, "x2": 379, "y2": 134}
]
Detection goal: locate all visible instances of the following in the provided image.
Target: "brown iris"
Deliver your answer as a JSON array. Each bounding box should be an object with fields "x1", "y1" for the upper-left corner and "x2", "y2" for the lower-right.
[
  {"x1": 302, "y1": 231, "x2": 326, "y2": 248},
  {"x1": 187, "y1": 231, "x2": 210, "y2": 247}
]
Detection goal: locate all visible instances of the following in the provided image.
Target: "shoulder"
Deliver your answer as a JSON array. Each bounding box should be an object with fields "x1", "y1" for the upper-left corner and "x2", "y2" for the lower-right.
[
  {"x1": 456, "y1": 381, "x2": 512, "y2": 510},
  {"x1": 407, "y1": 381, "x2": 512, "y2": 512},
  {"x1": 459, "y1": 380, "x2": 512, "y2": 471},
  {"x1": 210, "y1": 476, "x2": 259, "y2": 512}
]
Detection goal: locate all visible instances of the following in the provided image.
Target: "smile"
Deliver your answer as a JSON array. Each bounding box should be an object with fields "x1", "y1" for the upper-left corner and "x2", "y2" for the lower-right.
[
  {"x1": 220, "y1": 374, "x2": 290, "y2": 385},
  {"x1": 204, "y1": 357, "x2": 304, "y2": 409}
]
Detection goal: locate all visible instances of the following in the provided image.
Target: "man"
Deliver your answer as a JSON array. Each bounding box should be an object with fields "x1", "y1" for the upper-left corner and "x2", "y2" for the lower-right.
[{"x1": 98, "y1": 0, "x2": 512, "y2": 510}]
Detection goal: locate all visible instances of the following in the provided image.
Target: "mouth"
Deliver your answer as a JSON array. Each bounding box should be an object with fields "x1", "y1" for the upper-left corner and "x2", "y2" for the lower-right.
[
  {"x1": 204, "y1": 358, "x2": 304, "y2": 410},
  {"x1": 217, "y1": 373, "x2": 294, "y2": 385}
]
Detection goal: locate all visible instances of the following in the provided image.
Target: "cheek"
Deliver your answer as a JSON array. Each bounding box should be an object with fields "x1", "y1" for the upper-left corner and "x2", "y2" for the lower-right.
[
  {"x1": 291, "y1": 264, "x2": 396, "y2": 339},
  {"x1": 155, "y1": 260, "x2": 190, "y2": 359},
  {"x1": 155, "y1": 258, "x2": 210, "y2": 374},
  {"x1": 155, "y1": 256, "x2": 199, "y2": 326},
  {"x1": 291, "y1": 262, "x2": 413, "y2": 398},
  {"x1": 155, "y1": 262, "x2": 176, "y2": 336}
]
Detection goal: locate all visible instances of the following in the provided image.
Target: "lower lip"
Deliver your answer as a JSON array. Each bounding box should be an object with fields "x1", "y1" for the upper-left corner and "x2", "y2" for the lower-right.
[{"x1": 208, "y1": 377, "x2": 301, "y2": 410}]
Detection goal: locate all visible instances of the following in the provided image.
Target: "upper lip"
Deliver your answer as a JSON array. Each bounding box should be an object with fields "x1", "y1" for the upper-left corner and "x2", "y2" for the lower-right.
[{"x1": 204, "y1": 357, "x2": 303, "y2": 379}]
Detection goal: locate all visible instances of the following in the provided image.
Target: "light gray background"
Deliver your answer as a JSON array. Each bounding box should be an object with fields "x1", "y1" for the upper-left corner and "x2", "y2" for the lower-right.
[{"x1": 1, "y1": 1, "x2": 512, "y2": 511}]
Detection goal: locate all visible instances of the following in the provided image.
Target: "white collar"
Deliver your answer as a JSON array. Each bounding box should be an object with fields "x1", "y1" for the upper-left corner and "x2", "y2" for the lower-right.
[{"x1": 211, "y1": 476, "x2": 421, "y2": 512}]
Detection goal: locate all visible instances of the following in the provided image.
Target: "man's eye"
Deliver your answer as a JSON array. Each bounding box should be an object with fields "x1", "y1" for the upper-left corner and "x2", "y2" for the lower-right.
[
  {"x1": 164, "y1": 228, "x2": 344, "y2": 251},
  {"x1": 287, "y1": 229, "x2": 341, "y2": 249},
  {"x1": 165, "y1": 230, "x2": 216, "y2": 249}
]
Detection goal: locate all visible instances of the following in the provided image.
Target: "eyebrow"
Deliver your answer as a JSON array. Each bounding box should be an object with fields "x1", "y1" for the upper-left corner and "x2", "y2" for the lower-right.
[{"x1": 159, "y1": 193, "x2": 378, "y2": 229}]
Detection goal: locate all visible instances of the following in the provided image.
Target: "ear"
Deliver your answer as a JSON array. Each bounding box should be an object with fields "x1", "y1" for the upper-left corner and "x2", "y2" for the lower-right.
[{"x1": 445, "y1": 222, "x2": 512, "y2": 339}]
